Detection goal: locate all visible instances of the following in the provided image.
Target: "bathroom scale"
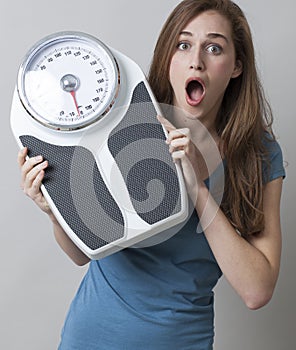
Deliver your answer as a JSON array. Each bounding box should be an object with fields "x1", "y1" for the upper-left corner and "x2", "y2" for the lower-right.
[{"x1": 10, "y1": 31, "x2": 188, "y2": 259}]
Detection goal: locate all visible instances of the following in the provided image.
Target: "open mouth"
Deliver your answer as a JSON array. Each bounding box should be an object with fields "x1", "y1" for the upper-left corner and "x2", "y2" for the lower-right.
[{"x1": 186, "y1": 79, "x2": 205, "y2": 105}]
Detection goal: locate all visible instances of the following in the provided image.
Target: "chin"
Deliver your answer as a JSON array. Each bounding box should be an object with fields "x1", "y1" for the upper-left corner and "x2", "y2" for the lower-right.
[
  {"x1": 172, "y1": 99, "x2": 204, "y2": 121},
  {"x1": 183, "y1": 105, "x2": 204, "y2": 120}
]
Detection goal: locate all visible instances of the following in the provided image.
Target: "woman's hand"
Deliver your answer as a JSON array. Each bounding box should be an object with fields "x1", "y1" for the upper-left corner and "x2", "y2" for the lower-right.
[
  {"x1": 17, "y1": 147, "x2": 52, "y2": 216},
  {"x1": 157, "y1": 115, "x2": 205, "y2": 203}
]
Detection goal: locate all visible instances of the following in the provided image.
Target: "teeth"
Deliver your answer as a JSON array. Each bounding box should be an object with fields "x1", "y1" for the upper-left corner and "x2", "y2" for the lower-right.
[{"x1": 186, "y1": 80, "x2": 203, "y2": 101}]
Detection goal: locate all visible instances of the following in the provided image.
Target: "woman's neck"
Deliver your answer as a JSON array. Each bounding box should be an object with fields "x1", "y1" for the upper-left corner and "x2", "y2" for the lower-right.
[{"x1": 167, "y1": 108, "x2": 224, "y2": 179}]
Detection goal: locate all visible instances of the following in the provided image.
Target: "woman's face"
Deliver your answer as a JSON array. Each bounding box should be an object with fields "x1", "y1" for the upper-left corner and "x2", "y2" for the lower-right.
[{"x1": 169, "y1": 10, "x2": 242, "y2": 126}]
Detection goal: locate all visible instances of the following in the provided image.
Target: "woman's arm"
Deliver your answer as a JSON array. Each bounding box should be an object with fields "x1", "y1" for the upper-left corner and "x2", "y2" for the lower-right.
[
  {"x1": 195, "y1": 177, "x2": 283, "y2": 310},
  {"x1": 159, "y1": 115, "x2": 283, "y2": 309},
  {"x1": 18, "y1": 147, "x2": 90, "y2": 266}
]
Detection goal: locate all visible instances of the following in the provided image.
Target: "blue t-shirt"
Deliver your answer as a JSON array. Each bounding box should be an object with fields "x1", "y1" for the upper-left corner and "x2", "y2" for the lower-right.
[{"x1": 58, "y1": 138, "x2": 285, "y2": 350}]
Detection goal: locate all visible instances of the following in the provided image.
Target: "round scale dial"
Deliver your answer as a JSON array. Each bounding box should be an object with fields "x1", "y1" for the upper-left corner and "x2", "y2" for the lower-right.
[{"x1": 18, "y1": 31, "x2": 120, "y2": 131}]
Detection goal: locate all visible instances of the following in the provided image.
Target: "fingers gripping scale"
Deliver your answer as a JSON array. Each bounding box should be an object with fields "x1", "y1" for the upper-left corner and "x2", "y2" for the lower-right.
[{"x1": 10, "y1": 31, "x2": 188, "y2": 259}]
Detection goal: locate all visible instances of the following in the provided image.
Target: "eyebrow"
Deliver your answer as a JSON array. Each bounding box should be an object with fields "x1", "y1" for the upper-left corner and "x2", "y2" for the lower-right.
[{"x1": 179, "y1": 31, "x2": 229, "y2": 43}]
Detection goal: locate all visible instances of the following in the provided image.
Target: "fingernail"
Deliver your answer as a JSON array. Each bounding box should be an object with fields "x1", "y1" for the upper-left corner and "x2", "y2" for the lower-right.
[{"x1": 35, "y1": 155, "x2": 43, "y2": 161}]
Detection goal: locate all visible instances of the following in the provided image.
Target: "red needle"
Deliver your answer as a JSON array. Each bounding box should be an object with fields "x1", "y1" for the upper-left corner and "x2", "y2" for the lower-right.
[{"x1": 70, "y1": 90, "x2": 80, "y2": 116}]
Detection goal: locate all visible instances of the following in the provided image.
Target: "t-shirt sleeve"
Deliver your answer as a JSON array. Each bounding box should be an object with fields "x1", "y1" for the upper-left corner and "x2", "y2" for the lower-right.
[{"x1": 262, "y1": 137, "x2": 286, "y2": 184}]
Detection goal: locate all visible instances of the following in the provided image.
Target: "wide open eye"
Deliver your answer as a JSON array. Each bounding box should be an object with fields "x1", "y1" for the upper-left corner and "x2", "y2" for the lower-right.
[
  {"x1": 177, "y1": 42, "x2": 191, "y2": 51},
  {"x1": 206, "y1": 44, "x2": 222, "y2": 55}
]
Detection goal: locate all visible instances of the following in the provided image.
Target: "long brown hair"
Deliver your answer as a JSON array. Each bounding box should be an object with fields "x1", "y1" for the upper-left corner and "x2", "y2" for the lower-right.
[{"x1": 148, "y1": 0, "x2": 273, "y2": 236}]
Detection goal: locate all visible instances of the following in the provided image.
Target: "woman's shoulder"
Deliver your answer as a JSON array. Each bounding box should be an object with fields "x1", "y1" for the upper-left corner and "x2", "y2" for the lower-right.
[{"x1": 262, "y1": 132, "x2": 286, "y2": 183}]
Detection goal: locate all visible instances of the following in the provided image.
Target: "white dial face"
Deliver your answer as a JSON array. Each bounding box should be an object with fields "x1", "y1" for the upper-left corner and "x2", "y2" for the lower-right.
[{"x1": 18, "y1": 32, "x2": 120, "y2": 130}]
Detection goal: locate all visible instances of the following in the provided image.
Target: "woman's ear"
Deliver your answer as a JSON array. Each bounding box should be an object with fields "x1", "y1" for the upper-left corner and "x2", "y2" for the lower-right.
[{"x1": 231, "y1": 60, "x2": 243, "y2": 78}]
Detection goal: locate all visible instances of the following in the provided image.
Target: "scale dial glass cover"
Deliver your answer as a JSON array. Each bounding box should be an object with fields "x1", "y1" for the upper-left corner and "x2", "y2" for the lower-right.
[{"x1": 18, "y1": 32, "x2": 120, "y2": 130}]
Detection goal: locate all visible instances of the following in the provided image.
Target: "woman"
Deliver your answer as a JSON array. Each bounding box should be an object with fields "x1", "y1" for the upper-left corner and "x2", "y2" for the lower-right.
[{"x1": 18, "y1": 0, "x2": 285, "y2": 349}]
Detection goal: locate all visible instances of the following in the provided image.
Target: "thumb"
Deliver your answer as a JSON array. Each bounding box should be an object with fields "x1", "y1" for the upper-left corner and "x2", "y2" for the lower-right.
[{"x1": 157, "y1": 114, "x2": 176, "y2": 133}]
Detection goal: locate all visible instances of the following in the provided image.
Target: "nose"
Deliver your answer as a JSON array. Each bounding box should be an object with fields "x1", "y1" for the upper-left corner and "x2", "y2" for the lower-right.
[
  {"x1": 189, "y1": 48, "x2": 204, "y2": 71},
  {"x1": 190, "y1": 64, "x2": 203, "y2": 71},
  {"x1": 190, "y1": 64, "x2": 203, "y2": 70}
]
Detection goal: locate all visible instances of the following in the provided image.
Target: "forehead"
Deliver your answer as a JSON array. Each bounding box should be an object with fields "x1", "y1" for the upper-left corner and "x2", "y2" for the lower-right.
[{"x1": 181, "y1": 10, "x2": 232, "y2": 38}]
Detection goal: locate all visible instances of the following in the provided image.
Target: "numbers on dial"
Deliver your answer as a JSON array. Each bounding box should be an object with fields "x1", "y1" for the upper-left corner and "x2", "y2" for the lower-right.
[{"x1": 19, "y1": 33, "x2": 120, "y2": 130}]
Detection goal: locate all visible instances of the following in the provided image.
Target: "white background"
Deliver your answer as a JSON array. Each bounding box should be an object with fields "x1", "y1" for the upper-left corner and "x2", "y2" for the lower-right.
[{"x1": 0, "y1": 1, "x2": 294, "y2": 349}]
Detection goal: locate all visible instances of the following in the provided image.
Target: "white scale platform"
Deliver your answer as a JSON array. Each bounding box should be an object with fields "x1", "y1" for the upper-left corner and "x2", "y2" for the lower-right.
[{"x1": 10, "y1": 32, "x2": 188, "y2": 260}]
